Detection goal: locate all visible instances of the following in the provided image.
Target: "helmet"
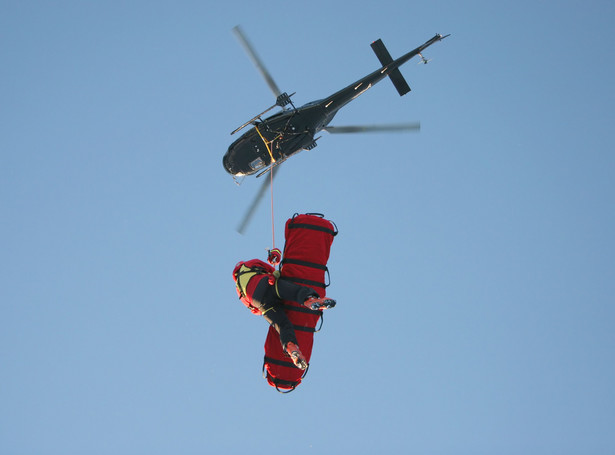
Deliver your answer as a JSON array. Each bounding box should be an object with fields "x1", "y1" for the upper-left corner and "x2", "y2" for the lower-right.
[{"x1": 267, "y1": 248, "x2": 282, "y2": 266}]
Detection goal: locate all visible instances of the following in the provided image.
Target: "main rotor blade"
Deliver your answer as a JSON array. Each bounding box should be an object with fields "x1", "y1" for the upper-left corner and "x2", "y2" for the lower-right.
[
  {"x1": 232, "y1": 25, "x2": 282, "y2": 98},
  {"x1": 236, "y1": 167, "x2": 279, "y2": 234},
  {"x1": 323, "y1": 122, "x2": 421, "y2": 134}
]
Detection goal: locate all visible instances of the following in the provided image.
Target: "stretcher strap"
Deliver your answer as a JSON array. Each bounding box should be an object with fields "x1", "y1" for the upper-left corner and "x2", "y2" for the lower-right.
[
  {"x1": 288, "y1": 223, "x2": 337, "y2": 236},
  {"x1": 281, "y1": 276, "x2": 327, "y2": 289},
  {"x1": 281, "y1": 303, "x2": 321, "y2": 314},
  {"x1": 294, "y1": 325, "x2": 317, "y2": 333},
  {"x1": 269, "y1": 377, "x2": 298, "y2": 389},
  {"x1": 263, "y1": 356, "x2": 295, "y2": 368},
  {"x1": 262, "y1": 359, "x2": 302, "y2": 393},
  {"x1": 282, "y1": 257, "x2": 328, "y2": 271}
]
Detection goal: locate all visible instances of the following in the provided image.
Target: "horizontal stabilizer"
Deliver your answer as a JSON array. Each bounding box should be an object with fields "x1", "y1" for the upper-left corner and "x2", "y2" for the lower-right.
[{"x1": 370, "y1": 39, "x2": 411, "y2": 96}]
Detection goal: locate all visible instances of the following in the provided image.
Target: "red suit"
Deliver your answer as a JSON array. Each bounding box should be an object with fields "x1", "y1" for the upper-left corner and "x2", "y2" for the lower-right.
[
  {"x1": 232, "y1": 259, "x2": 274, "y2": 315},
  {"x1": 233, "y1": 258, "x2": 316, "y2": 349}
]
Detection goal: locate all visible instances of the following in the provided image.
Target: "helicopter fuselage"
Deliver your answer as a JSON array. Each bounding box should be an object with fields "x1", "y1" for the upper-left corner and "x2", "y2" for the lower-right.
[{"x1": 223, "y1": 33, "x2": 447, "y2": 177}]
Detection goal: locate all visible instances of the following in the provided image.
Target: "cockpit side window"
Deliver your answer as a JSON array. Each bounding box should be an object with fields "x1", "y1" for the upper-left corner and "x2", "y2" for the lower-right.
[{"x1": 249, "y1": 157, "x2": 265, "y2": 170}]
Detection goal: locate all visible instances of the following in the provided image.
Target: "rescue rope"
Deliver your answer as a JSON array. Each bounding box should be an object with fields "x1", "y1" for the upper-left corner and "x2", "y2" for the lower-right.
[
  {"x1": 253, "y1": 124, "x2": 277, "y2": 253},
  {"x1": 270, "y1": 165, "x2": 275, "y2": 249}
]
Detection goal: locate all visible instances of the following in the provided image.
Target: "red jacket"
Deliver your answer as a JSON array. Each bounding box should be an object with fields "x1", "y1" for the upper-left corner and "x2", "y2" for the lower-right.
[{"x1": 232, "y1": 259, "x2": 275, "y2": 315}]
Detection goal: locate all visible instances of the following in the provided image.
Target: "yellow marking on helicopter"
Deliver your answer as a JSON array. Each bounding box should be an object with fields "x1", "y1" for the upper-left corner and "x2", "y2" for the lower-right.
[{"x1": 254, "y1": 124, "x2": 277, "y2": 163}]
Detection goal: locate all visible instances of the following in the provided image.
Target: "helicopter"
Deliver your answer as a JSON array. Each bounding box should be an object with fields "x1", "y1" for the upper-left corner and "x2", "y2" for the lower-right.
[{"x1": 225, "y1": 26, "x2": 449, "y2": 231}]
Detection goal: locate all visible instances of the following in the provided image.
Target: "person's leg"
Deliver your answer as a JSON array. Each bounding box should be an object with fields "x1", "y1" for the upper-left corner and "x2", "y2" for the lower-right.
[
  {"x1": 251, "y1": 280, "x2": 298, "y2": 348},
  {"x1": 274, "y1": 279, "x2": 317, "y2": 304},
  {"x1": 251, "y1": 278, "x2": 309, "y2": 370},
  {"x1": 275, "y1": 279, "x2": 336, "y2": 310}
]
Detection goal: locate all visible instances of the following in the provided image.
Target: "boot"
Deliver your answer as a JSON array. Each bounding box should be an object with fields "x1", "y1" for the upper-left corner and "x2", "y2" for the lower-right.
[
  {"x1": 304, "y1": 296, "x2": 336, "y2": 311},
  {"x1": 285, "y1": 342, "x2": 308, "y2": 370}
]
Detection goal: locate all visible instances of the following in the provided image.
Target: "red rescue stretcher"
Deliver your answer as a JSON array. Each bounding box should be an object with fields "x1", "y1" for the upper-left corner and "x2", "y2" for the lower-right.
[{"x1": 262, "y1": 213, "x2": 337, "y2": 392}]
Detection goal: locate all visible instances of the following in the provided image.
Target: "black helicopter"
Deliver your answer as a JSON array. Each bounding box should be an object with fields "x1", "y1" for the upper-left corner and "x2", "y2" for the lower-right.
[{"x1": 225, "y1": 26, "x2": 449, "y2": 231}]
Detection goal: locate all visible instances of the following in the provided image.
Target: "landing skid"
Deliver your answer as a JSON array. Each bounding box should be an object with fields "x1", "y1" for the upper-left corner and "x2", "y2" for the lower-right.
[
  {"x1": 304, "y1": 136, "x2": 321, "y2": 151},
  {"x1": 255, "y1": 155, "x2": 290, "y2": 178}
]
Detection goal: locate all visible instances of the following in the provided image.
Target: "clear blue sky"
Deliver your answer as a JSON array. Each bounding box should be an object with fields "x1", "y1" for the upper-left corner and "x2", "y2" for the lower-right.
[{"x1": 2, "y1": 1, "x2": 614, "y2": 454}]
